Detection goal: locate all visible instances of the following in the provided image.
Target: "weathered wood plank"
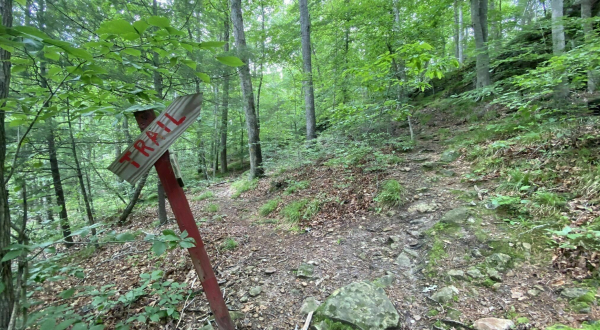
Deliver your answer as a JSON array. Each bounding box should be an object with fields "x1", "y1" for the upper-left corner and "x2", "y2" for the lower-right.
[{"x1": 108, "y1": 94, "x2": 202, "y2": 184}]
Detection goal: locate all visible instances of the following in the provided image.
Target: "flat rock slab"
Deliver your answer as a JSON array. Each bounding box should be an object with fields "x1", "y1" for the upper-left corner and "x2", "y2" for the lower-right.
[
  {"x1": 297, "y1": 263, "x2": 315, "y2": 278},
  {"x1": 314, "y1": 281, "x2": 401, "y2": 330},
  {"x1": 473, "y1": 318, "x2": 514, "y2": 330},
  {"x1": 440, "y1": 207, "x2": 471, "y2": 225}
]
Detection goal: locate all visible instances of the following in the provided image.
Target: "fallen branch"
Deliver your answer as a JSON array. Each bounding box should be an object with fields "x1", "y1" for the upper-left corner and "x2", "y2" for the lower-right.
[{"x1": 301, "y1": 311, "x2": 313, "y2": 330}]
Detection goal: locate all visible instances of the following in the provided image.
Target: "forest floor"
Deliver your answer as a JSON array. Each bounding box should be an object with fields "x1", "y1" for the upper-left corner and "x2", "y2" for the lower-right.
[{"x1": 35, "y1": 115, "x2": 600, "y2": 330}]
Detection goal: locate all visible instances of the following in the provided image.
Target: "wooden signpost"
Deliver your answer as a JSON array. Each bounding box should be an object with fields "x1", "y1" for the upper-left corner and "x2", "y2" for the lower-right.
[{"x1": 108, "y1": 94, "x2": 235, "y2": 329}]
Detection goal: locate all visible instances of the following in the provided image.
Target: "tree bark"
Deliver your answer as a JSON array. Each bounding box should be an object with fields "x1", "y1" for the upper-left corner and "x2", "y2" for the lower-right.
[
  {"x1": 220, "y1": 17, "x2": 230, "y2": 174},
  {"x1": 471, "y1": 0, "x2": 491, "y2": 88},
  {"x1": 551, "y1": 0, "x2": 569, "y2": 98},
  {"x1": 47, "y1": 124, "x2": 74, "y2": 247},
  {"x1": 67, "y1": 109, "x2": 96, "y2": 236},
  {"x1": 230, "y1": 0, "x2": 264, "y2": 178},
  {"x1": 582, "y1": 0, "x2": 596, "y2": 93},
  {"x1": 118, "y1": 173, "x2": 149, "y2": 225},
  {"x1": 299, "y1": 0, "x2": 317, "y2": 140},
  {"x1": 0, "y1": 0, "x2": 14, "y2": 327}
]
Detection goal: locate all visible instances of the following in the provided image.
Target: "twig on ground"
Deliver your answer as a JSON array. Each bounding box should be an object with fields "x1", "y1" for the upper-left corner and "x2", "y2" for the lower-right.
[
  {"x1": 301, "y1": 311, "x2": 313, "y2": 330},
  {"x1": 440, "y1": 319, "x2": 475, "y2": 330}
]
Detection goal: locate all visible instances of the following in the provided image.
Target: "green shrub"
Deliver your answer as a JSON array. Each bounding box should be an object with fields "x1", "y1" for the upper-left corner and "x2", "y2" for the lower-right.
[
  {"x1": 205, "y1": 203, "x2": 219, "y2": 213},
  {"x1": 285, "y1": 180, "x2": 310, "y2": 195},
  {"x1": 533, "y1": 190, "x2": 566, "y2": 207},
  {"x1": 192, "y1": 191, "x2": 214, "y2": 201},
  {"x1": 231, "y1": 177, "x2": 259, "y2": 198},
  {"x1": 374, "y1": 179, "x2": 406, "y2": 207},
  {"x1": 259, "y1": 198, "x2": 281, "y2": 216},
  {"x1": 221, "y1": 238, "x2": 238, "y2": 251},
  {"x1": 283, "y1": 199, "x2": 308, "y2": 223}
]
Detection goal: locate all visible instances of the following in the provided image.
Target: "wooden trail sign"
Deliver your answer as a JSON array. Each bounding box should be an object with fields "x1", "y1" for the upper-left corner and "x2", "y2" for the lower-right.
[
  {"x1": 108, "y1": 94, "x2": 202, "y2": 184},
  {"x1": 109, "y1": 94, "x2": 235, "y2": 329}
]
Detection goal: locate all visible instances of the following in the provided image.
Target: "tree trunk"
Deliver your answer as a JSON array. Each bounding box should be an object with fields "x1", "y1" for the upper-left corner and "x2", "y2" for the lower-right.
[
  {"x1": 0, "y1": 0, "x2": 14, "y2": 327},
  {"x1": 220, "y1": 17, "x2": 230, "y2": 174},
  {"x1": 152, "y1": 0, "x2": 167, "y2": 224},
  {"x1": 299, "y1": 0, "x2": 317, "y2": 140},
  {"x1": 230, "y1": 0, "x2": 264, "y2": 178},
  {"x1": 471, "y1": 0, "x2": 491, "y2": 88},
  {"x1": 118, "y1": 173, "x2": 149, "y2": 225},
  {"x1": 582, "y1": 0, "x2": 596, "y2": 93},
  {"x1": 47, "y1": 124, "x2": 74, "y2": 247},
  {"x1": 212, "y1": 84, "x2": 219, "y2": 179},
  {"x1": 551, "y1": 0, "x2": 569, "y2": 98},
  {"x1": 256, "y1": 2, "x2": 266, "y2": 129},
  {"x1": 67, "y1": 109, "x2": 96, "y2": 236}
]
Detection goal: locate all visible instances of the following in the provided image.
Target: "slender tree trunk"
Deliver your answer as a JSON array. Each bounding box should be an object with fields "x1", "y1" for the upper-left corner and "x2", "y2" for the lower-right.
[
  {"x1": 0, "y1": 0, "x2": 14, "y2": 326},
  {"x1": 212, "y1": 84, "x2": 219, "y2": 178},
  {"x1": 299, "y1": 0, "x2": 317, "y2": 140},
  {"x1": 152, "y1": 0, "x2": 167, "y2": 224},
  {"x1": 67, "y1": 109, "x2": 96, "y2": 236},
  {"x1": 118, "y1": 173, "x2": 149, "y2": 224},
  {"x1": 230, "y1": 0, "x2": 264, "y2": 178},
  {"x1": 459, "y1": 3, "x2": 465, "y2": 64},
  {"x1": 256, "y1": 2, "x2": 266, "y2": 129},
  {"x1": 471, "y1": 0, "x2": 491, "y2": 88},
  {"x1": 582, "y1": 0, "x2": 596, "y2": 93},
  {"x1": 47, "y1": 124, "x2": 74, "y2": 247},
  {"x1": 7, "y1": 180, "x2": 28, "y2": 330},
  {"x1": 551, "y1": 0, "x2": 569, "y2": 98},
  {"x1": 221, "y1": 17, "x2": 230, "y2": 174}
]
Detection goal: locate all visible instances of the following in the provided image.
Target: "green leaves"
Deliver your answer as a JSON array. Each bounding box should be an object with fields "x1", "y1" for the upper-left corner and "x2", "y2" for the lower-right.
[
  {"x1": 217, "y1": 56, "x2": 245, "y2": 67},
  {"x1": 59, "y1": 288, "x2": 76, "y2": 299},
  {"x1": 151, "y1": 241, "x2": 167, "y2": 256},
  {"x1": 1, "y1": 249, "x2": 23, "y2": 262},
  {"x1": 195, "y1": 72, "x2": 210, "y2": 83},
  {"x1": 148, "y1": 16, "x2": 171, "y2": 28},
  {"x1": 97, "y1": 19, "x2": 138, "y2": 35}
]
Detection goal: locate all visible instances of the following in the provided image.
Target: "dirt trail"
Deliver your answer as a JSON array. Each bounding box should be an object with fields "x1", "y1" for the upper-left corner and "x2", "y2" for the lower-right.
[{"x1": 41, "y1": 131, "x2": 590, "y2": 330}]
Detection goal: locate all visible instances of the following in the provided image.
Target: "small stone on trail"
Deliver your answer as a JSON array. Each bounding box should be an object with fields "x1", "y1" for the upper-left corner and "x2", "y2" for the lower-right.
[
  {"x1": 473, "y1": 318, "x2": 514, "y2": 330},
  {"x1": 408, "y1": 201, "x2": 438, "y2": 213},
  {"x1": 487, "y1": 268, "x2": 502, "y2": 281},
  {"x1": 440, "y1": 207, "x2": 471, "y2": 225},
  {"x1": 199, "y1": 323, "x2": 214, "y2": 330},
  {"x1": 300, "y1": 297, "x2": 321, "y2": 314},
  {"x1": 522, "y1": 242, "x2": 531, "y2": 250},
  {"x1": 395, "y1": 252, "x2": 411, "y2": 268},
  {"x1": 431, "y1": 286, "x2": 458, "y2": 303},
  {"x1": 301, "y1": 282, "x2": 308, "y2": 287},
  {"x1": 486, "y1": 253, "x2": 511, "y2": 270},
  {"x1": 264, "y1": 267, "x2": 276, "y2": 274},
  {"x1": 400, "y1": 167, "x2": 411, "y2": 172},
  {"x1": 471, "y1": 249, "x2": 483, "y2": 258},
  {"x1": 447, "y1": 269, "x2": 465, "y2": 279},
  {"x1": 403, "y1": 248, "x2": 419, "y2": 258},
  {"x1": 373, "y1": 274, "x2": 396, "y2": 288},
  {"x1": 297, "y1": 263, "x2": 314, "y2": 278},
  {"x1": 440, "y1": 149, "x2": 461, "y2": 163},
  {"x1": 467, "y1": 268, "x2": 484, "y2": 279},
  {"x1": 527, "y1": 288, "x2": 540, "y2": 297},
  {"x1": 240, "y1": 296, "x2": 248, "y2": 303},
  {"x1": 249, "y1": 286, "x2": 262, "y2": 297}
]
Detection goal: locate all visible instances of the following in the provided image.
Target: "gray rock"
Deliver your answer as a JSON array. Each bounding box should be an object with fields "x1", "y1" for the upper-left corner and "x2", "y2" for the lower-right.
[
  {"x1": 448, "y1": 269, "x2": 465, "y2": 279},
  {"x1": 395, "y1": 252, "x2": 411, "y2": 268},
  {"x1": 314, "y1": 281, "x2": 401, "y2": 330},
  {"x1": 486, "y1": 253, "x2": 511, "y2": 270},
  {"x1": 527, "y1": 289, "x2": 540, "y2": 297},
  {"x1": 249, "y1": 286, "x2": 262, "y2": 297},
  {"x1": 373, "y1": 274, "x2": 396, "y2": 288},
  {"x1": 264, "y1": 267, "x2": 277, "y2": 274},
  {"x1": 408, "y1": 202, "x2": 438, "y2": 213},
  {"x1": 300, "y1": 297, "x2": 321, "y2": 314},
  {"x1": 438, "y1": 169, "x2": 457, "y2": 177},
  {"x1": 441, "y1": 150, "x2": 461, "y2": 163},
  {"x1": 471, "y1": 249, "x2": 483, "y2": 258},
  {"x1": 431, "y1": 286, "x2": 458, "y2": 304},
  {"x1": 422, "y1": 162, "x2": 441, "y2": 170},
  {"x1": 487, "y1": 268, "x2": 502, "y2": 281},
  {"x1": 473, "y1": 318, "x2": 514, "y2": 330},
  {"x1": 199, "y1": 323, "x2": 214, "y2": 330},
  {"x1": 403, "y1": 248, "x2": 419, "y2": 258},
  {"x1": 297, "y1": 263, "x2": 314, "y2": 278},
  {"x1": 467, "y1": 268, "x2": 484, "y2": 279},
  {"x1": 561, "y1": 287, "x2": 589, "y2": 299},
  {"x1": 388, "y1": 236, "x2": 401, "y2": 243},
  {"x1": 240, "y1": 295, "x2": 248, "y2": 303},
  {"x1": 440, "y1": 207, "x2": 471, "y2": 225}
]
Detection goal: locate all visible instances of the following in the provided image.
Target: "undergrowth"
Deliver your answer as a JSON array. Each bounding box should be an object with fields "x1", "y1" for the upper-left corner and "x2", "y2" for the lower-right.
[{"x1": 231, "y1": 177, "x2": 258, "y2": 198}]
